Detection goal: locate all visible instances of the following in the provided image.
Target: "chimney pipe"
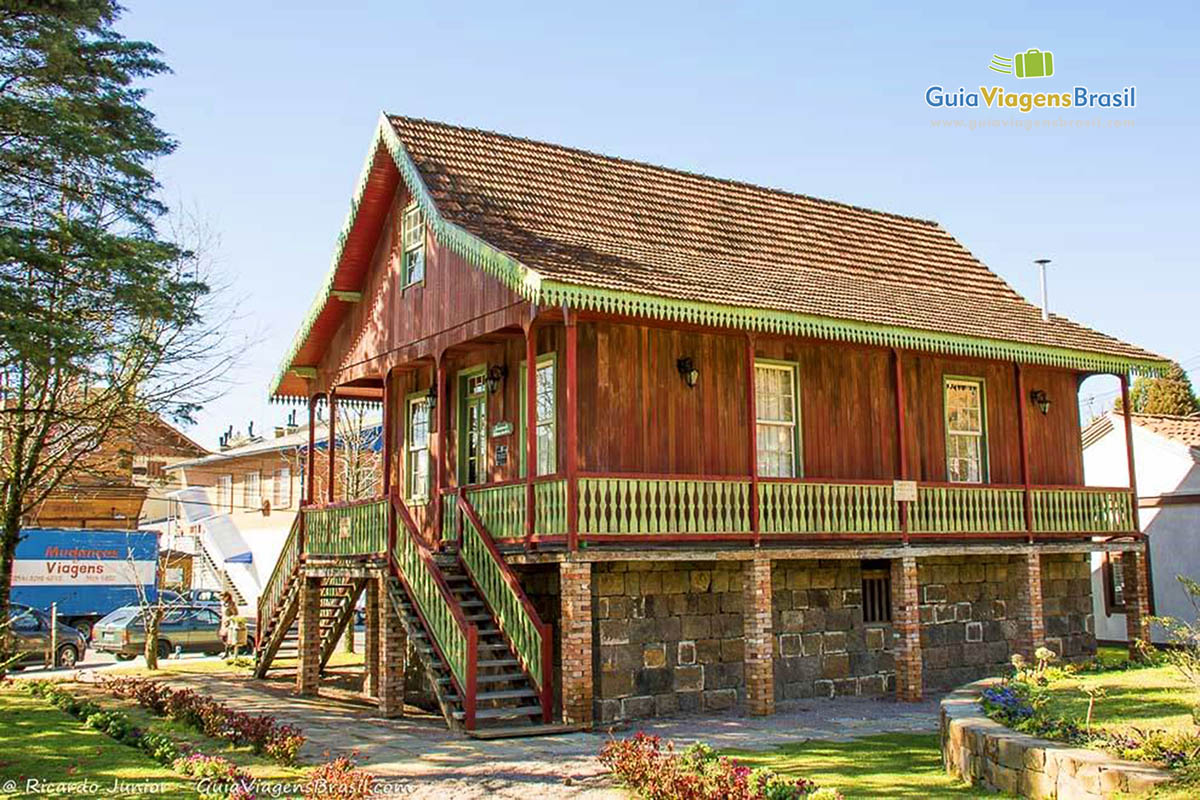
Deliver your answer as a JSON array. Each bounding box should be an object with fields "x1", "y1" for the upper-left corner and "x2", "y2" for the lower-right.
[{"x1": 1034, "y1": 259, "x2": 1052, "y2": 322}]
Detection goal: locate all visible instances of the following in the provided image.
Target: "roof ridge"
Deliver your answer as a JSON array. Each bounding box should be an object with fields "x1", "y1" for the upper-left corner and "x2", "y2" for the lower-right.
[{"x1": 387, "y1": 114, "x2": 945, "y2": 229}]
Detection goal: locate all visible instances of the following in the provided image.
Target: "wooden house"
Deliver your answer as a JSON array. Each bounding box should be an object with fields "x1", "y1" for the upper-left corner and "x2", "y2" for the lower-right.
[{"x1": 254, "y1": 115, "x2": 1167, "y2": 731}]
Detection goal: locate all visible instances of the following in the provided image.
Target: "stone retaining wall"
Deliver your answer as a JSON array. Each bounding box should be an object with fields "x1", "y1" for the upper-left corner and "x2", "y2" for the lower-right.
[{"x1": 940, "y1": 679, "x2": 1172, "y2": 799}]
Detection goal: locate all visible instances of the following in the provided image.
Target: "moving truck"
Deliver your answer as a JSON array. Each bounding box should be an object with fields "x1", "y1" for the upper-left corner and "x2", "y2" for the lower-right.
[{"x1": 11, "y1": 529, "x2": 161, "y2": 637}]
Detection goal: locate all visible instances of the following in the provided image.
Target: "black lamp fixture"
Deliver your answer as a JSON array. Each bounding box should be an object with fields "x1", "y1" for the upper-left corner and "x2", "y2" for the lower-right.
[
  {"x1": 676, "y1": 357, "x2": 700, "y2": 388},
  {"x1": 1030, "y1": 389, "x2": 1051, "y2": 415},
  {"x1": 486, "y1": 364, "x2": 508, "y2": 394},
  {"x1": 425, "y1": 384, "x2": 438, "y2": 414}
]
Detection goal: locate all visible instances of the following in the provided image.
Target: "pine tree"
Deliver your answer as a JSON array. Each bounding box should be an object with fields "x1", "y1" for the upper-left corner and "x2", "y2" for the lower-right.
[
  {"x1": 0, "y1": 2, "x2": 226, "y2": 652},
  {"x1": 1116, "y1": 364, "x2": 1200, "y2": 416}
]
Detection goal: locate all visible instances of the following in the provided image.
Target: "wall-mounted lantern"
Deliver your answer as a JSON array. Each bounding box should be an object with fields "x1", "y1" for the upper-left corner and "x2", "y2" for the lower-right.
[
  {"x1": 486, "y1": 364, "x2": 508, "y2": 394},
  {"x1": 1029, "y1": 389, "x2": 1051, "y2": 415},
  {"x1": 676, "y1": 357, "x2": 700, "y2": 388},
  {"x1": 426, "y1": 384, "x2": 438, "y2": 414}
]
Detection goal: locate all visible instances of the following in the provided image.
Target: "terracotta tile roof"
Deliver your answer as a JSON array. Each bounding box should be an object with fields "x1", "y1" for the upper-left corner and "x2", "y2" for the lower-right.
[
  {"x1": 1130, "y1": 413, "x2": 1200, "y2": 447},
  {"x1": 388, "y1": 115, "x2": 1162, "y2": 365}
]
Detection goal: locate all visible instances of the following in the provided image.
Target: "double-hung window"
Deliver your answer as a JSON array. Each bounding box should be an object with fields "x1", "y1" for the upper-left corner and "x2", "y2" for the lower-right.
[
  {"x1": 755, "y1": 362, "x2": 800, "y2": 478},
  {"x1": 273, "y1": 467, "x2": 291, "y2": 509},
  {"x1": 401, "y1": 203, "x2": 425, "y2": 286},
  {"x1": 216, "y1": 475, "x2": 233, "y2": 512},
  {"x1": 521, "y1": 355, "x2": 557, "y2": 476},
  {"x1": 944, "y1": 377, "x2": 988, "y2": 483},
  {"x1": 243, "y1": 471, "x2": 261, "y2": 510},
  {"x1": 407, "y1": 395, "x2": 431, "y2": 502}
]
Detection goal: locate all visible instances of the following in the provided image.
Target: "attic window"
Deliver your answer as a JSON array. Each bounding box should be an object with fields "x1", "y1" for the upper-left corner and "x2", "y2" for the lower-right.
[{"x1": 402, "y1": 203, "x2": 426, "y2": 286}]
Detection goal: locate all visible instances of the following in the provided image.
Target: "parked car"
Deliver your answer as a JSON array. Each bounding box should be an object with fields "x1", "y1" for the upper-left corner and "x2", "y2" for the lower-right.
[
  {"x1": 92, "y1": 604, "x2": 224, "y2": 661},
  {"x1": 5, "y1": 604, "x2": 88, "y2": 669},
  {"x1": 179, "y1": 588, "x2": 222, "y2": 608}
]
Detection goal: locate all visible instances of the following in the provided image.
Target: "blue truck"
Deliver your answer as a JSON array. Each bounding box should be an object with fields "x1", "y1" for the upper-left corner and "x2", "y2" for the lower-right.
[{"x1": 11, "y1": 529, "x2": 161, "y2": 637}]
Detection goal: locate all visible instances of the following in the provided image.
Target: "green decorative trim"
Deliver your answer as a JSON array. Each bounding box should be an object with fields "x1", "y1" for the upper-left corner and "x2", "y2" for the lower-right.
[
  {"x1": 269, "y1": 114, "x2": 1169, "y2": 401},
  {"x1": 331, "y1": 290, "x2": 362, "y2": 303},
  {"x1": 291, "y1": 367, "x2": 318, "y2": 379},
  {"x1": 539, "y1": 279, "x2": 1169, "y2": 377}
]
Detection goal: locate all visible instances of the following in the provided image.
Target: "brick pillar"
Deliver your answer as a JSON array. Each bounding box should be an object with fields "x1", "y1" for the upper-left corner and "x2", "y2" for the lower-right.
[
  {"x1": 1013, "y1": 550, "x2": 1046, "y2": 659},
  {"x1": 296, "y1": 575, "x2": 321, "y2": 696},
  {"x1": 560, "y1": 561, "x2": 593, "y2": 725},
  {"x1": 1124, "y1": 548, "x2": 1152, "y2": 659},
  {"x1": 378, "y1": 574, "x2": 406, "y2": 717},
  {"x1": 744, "y1": 556, "x2": 775, "y2": 715},
  {"x1": 890, "y1": 556, "x2": 922, "y2": 702},
  {"x1": 364, "y1": 577, "x2": 380, "y2": 699}
]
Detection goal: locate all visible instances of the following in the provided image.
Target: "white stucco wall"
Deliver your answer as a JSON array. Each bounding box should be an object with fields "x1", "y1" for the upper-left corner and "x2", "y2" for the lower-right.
[{"x1": 1084, "y1": 419, "x2": 1200, "y2": 643}]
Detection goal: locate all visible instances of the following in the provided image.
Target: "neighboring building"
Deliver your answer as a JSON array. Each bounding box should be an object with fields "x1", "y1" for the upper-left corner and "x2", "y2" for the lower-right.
[
  {"x1": 158, "y1": 419, "x2": 380, "y2": 610},
  {"x1": 26, "y1": 414, "x2": 207, "y2": 530},
  {"x1": 1083, "y1": 412, "x2": 1200, "y2": 644},
  {"x1": 254, "y1": 116, "x2": 1168, "y2": 731}
]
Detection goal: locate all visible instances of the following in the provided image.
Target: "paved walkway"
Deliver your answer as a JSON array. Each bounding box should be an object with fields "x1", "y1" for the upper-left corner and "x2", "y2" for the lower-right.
[{"x1": 75, "y1": 670, "x2": 940, "y2": 799}]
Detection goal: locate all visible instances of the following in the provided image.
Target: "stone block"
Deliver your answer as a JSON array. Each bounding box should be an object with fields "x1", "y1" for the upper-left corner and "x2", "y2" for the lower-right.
[
  {"x1": 779, "y1": 633, "x2": 802, "y2": 657},
  {"x1": 677, "y1": 640, "x2": 696, "y2": 665},
  {"x1": 596, "y1": 571, "x2": 624, "y2": 596},
  {"x1": 620, "y1": 695, "x2": 656, "y2": 720},
  {"x1": 643, "y1": 642, "x2": 667, "y2": 669},
  {"x1": 703, "y1": 688, "x2": 737, "y2": 711},
  {"x1": 822, "y1": 652, "x2": 850, "y2": 679},
  {"x1": 690, "y1": 570, "x2": 711, "y2": 592},
  {"x1": 675, "y1": 665, "x2": 704, "y2": 692},
  {"x1": 865, "y1": 627, "x2": 886, "y2": 651},
  {"x1": 599, "y1": 619, "x2": 629, "y2": 645},
  {"x1": 801, "y1": 633, "x2": 823, "y2": 657},
  {"x1": 681, "y1": 615, "x2": 711, "y2": 639}
]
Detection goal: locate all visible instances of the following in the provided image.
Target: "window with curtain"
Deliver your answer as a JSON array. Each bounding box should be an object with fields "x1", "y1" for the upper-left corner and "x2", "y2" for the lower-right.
[
  {"x1": 944, "y1": 377, "x2": 987, "y2": 483},
  {"x1": 407, "y1": 396, "x2": 430, "y2": 501},
  {"x1": 755, "y1": 363, "x2": 800, "y2": 478}
]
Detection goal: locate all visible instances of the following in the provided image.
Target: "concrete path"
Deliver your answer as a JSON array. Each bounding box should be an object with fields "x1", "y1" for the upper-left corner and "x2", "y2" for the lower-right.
[{"x1": 74, "y1": 670, "x2": 940, "y2": 799}]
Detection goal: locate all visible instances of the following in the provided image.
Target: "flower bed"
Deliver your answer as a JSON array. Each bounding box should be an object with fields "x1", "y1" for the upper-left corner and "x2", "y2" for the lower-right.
[
  {"x1": 599, "y1": 732, "x2": 842, "y2": 800},
  {"x1": 101, "y1": 676, "x2": 305, "y2": 764}
]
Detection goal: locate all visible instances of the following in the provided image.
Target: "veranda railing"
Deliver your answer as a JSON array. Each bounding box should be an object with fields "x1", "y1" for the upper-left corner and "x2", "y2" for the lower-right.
[{"x1": 303, "y1": 495, "x2": 389, "y2": 556}]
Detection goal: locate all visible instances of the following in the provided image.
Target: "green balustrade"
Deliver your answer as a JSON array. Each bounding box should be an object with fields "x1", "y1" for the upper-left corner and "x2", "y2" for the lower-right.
[
  {"x1": 758, "y1": 481, "x2": 899, "y2": 534},
  {"x1": 1031, "y1": 487, "x2": 1133, "y2": 533},
  {"x1": 459, "y1": 504, "x2": 549, "y2": 694},
  {"x1": 392, "y1": 504, "x2": 474, "y2": 693},
  {"x1": 465, "y1": 483, "x2": 526, "y2": 539},
  {"x1": 303, "y1": 497, "x2": 389, "y2": 556},
  {"x1": 534, "y1": 479, "x2": 568, "y2": 535},
  {"x1": 578, "y1": 476, "x2": 751, "y2": 535},
  {"x1": 908, "y1": 485, "x2": 1026, "y2": 533}
]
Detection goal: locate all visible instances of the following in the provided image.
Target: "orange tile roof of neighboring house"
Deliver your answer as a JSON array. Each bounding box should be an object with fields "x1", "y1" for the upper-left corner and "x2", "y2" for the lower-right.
[
  {"x1": 388, "y1": 115, "x2": 1162, "y2": 365},
  {"x1": 1130, "y1": 413, "x2": 1200, "y2": 447}
]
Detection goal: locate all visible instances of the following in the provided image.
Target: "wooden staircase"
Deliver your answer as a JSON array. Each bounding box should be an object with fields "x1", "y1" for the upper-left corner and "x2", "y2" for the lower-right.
[
  {"x1": 386, "y1": 543, "x2": 546, "y2": 729},
  {"x1": 254, "y1": 575, "x2": 365, "y2": 675}
]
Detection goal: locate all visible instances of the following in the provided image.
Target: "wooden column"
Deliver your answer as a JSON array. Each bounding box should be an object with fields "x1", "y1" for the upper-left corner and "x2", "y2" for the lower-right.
[
  {"x1": 893, "y1": 348, "x2": 909, "y2": 541},
  {"x1": 525, "y1": 322, "x2": 537, "y2": 548},
  {"x1": 306, "y1": 393, "x2": 320, "y2": 505},
  {"x1": 327, "y1": 388, "x2": 337, "y2": 504},
  {"x1": 565, "y1": 311, "x2": 579, "y2": 551},
  {"x1": 745, "y1": 334, "x2": 760, "y2": 543},
  {"x1": 1015, "y1": 364, "x2": 1034, "y2": 540},
  {"x1": 381, "y1": 370, "x2": 393, "y2": 496},
  {"x1": 435, "y1": 355, "x2": 449, "y2": 547},
  {"x1": 1119, "y1": 374, "x2": 1142, "y2": 532}
]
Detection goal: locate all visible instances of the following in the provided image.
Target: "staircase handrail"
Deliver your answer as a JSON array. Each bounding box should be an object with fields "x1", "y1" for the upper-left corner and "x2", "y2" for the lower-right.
[
  {"x1": 457, "y1": 494, "x2": 553, "y2": 721},
  {"x1": 257, "y1": 513, "x2": 303, "y2": 646},
  {"x1": 388, "y1": 492, "x2": 479, "y2": 728}
]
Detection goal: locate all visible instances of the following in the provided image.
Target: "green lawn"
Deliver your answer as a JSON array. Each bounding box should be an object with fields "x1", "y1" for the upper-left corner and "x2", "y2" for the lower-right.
[
  {"x1": 0, "y1": 689, "x2": 194, "y2": 799},
  {"x1": 1041, "y1": 654, "x2": 1198, "y2": 736},
  {"x1": 726, "y1": 733, "x2": 1008, "y2": 799}
]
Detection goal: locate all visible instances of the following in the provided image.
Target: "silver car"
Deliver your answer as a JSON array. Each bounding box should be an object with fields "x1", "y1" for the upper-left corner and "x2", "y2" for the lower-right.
[
  {"x1": 5, "y1": 604, "x2": 88, "y2": 669},
  {"x1": 92, "y1": 604, "x2": 224, "y2": 661}
]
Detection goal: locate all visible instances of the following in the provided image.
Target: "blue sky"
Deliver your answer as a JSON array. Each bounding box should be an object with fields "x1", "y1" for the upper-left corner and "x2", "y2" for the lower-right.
[{"x1": 120, "y1": 1, "x2": 1198, "y2": 446}]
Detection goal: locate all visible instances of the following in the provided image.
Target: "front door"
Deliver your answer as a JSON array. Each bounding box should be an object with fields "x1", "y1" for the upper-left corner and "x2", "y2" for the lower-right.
[{"x1": 459, "y1": 370, "x2": 488, "y2": 485}]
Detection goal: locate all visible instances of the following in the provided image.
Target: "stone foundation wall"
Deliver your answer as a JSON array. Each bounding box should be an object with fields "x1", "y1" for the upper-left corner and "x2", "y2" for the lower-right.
[
  {"x1": 772, "y1": 559, "x2": 894, "y2": 700},
  {"x1": 1041, "y1": 553, "x2": 1096, "y2": 660},
  {"x1": 593, "y1": 560, "x2": 746, "y2": 722}
]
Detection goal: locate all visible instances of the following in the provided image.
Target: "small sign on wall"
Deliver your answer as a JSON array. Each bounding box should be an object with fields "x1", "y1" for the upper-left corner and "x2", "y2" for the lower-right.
[
  {"x1": 495, "y1": 445, "x2": 509, "y2": 466},
  {"x1": 491, "y1": 421, "x2": 513, "y2": 438},
  {"x1": 893, "y1": 480, "x2": 918, "y2": 503}
]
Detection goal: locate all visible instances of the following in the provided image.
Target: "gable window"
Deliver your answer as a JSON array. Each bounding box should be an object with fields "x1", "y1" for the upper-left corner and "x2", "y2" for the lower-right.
[
  {"x1": 755, "y1": 362, "x2": 800, "y2": 478},
  {"x1": 944, "y1": 377, "x2": 988, "y2": 483},
  {"x1": 401, "y1": 203, "x2": 426, "y2": 286},
  {"x1": 521, "y1": 354, "x2": 557, "y2": 476},
  {"x1": 861, "y1": 561, "x2": 892, "y2": 623},
  {"x1": 273, "y1": 467, "x2": 291, "y2": 509},
  {"x1": 216, "y1": 474, "x2": 233, "y2": 512},
  {"x1": 406, "y1": 394, "x2": 431, "y2": 502},
  {"x1": 243, "y1": 471, "x2": 261, "y2": 510}
]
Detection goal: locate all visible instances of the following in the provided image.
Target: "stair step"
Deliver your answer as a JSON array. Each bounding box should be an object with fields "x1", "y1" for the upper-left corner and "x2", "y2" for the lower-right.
[
  {"x1": 437, "y1": 671, "x2": 527, "y2": 686},
  {"x1": 452, "y1": 705, "x2": 543, "y2": 721},
  {"x1": 478, "y1": 658, "x2": 520, "y2": 668}
]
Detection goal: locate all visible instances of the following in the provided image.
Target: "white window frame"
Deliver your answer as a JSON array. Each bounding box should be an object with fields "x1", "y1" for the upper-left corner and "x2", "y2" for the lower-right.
[
  {"x1": 216, "y1": 474, "x2": 233, "y2": 512},
  {"x1": 273, "y1": 467, "x2": 291, "y2": 509},
  {"x1": 755, "y1": 361, "x2": 801, "y2": 478},
  {"x1": 401, "y1": 203, "x2": 425, "y2": 286},
  {"x1": 406, "y1": 393, "x2": 431, "y2": 503},
  {"x1": 243, "y1": 471, "x2": 261, "y2": 510},
  {"x1": 944, "y1": 376, "x2": 989, "y2": 484},
  {"x1": 520, "y1": 353, "x2": 557, "y2": 477}
]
